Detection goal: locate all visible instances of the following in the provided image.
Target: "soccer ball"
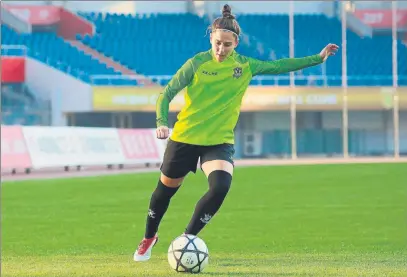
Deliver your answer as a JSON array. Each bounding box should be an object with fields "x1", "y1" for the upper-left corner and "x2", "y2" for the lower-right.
[{"x1": 167, "y1": 234, "x2": 209, "y2": 273}]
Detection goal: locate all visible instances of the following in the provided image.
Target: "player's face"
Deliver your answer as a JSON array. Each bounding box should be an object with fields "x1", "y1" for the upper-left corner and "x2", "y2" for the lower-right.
[{"x1": 210, "y1": 30, "x2": 238, "y2": 62}]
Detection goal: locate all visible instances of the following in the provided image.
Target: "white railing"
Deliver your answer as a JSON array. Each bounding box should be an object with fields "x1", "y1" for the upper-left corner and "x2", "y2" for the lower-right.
[
  {"x1": 1, "y1": 45, "x2": 28, "y2": 56},
  {"x1": 1, "y1": 46, "x2": 403, "y2": 87},
  {"x1": 90, "y1": 74, "x2": 148, "y2": 81},
  {"x1": 89, "y1": 74, "x2": 407, "y2": 86},
  {"x1": 90, "y1": 74, "x2": 154, "y2": 86}
]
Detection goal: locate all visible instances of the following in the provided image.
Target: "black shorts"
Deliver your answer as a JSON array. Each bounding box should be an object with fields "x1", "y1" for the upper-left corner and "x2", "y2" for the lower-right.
[{"x1": 160, "y1": 139, "x2": 235, "y2": 179}]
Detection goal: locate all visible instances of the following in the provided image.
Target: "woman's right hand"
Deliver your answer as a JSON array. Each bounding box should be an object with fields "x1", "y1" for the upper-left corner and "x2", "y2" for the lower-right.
[{"x1": 156, "y1": 126, "x2": 170, "y2": 139}]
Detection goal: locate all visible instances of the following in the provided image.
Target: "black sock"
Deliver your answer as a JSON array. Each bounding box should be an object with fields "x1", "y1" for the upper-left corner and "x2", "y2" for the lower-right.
[
  {"x1": 185, "y1": 171, "x2": 232, "y2": 236},
  {"x1": 145, "y1": 180, "x2": 179, "y2": 239}
]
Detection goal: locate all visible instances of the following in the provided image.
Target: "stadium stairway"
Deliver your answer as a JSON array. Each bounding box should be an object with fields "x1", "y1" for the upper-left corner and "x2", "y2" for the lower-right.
[
  {"x1": 2, "y1": 23, "x2": 156, "y2": 86},
  {"x1": 67, "y1": 40, "x2": 137, "y2": 75},
  {"x1": 66, "y1": 39, "x2": 155, "y2": 86}
]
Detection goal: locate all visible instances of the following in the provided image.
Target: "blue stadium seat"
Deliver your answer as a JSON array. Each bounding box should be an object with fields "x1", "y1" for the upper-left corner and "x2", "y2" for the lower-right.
[
  {"x1": 2, "y1": 13, "x2": 406, "y2": 86},
  {"x1": 77, "y1": 13, "x2": 270, "y2": 76},
  {"x1": 1, "y1": 25, "x2": 121, "y2": 83},
  {"x1": 78, "y1": 12, "x2": 407, "y2": 86}
]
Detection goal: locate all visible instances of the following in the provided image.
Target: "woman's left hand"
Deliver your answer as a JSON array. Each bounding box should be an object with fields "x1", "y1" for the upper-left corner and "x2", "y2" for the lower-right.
[{"x1": 320, "y1": 43, "x2": 339, "y2": 62}]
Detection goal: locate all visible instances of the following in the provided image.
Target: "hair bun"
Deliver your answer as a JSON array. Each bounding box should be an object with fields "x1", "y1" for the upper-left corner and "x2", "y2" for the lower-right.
[{"x1": 222, "y1": 4, "x2": 235, "y2": 19}]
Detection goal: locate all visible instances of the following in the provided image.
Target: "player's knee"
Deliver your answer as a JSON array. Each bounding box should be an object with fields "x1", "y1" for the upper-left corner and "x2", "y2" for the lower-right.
[
  {"x1": 208, "y1": 170, "x2": 232, "y2": 197},
  {"x1": 160, "y1": 173, "x2": 184, "y2": 188}
]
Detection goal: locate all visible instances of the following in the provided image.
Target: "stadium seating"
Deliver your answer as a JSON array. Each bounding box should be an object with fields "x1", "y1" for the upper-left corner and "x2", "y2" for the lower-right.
[
  {"x1": 76, "y1": 12, "x2": 269, "y2": 85},
  {"x1": 78, "y1": 12, "x2": 407, "y2": 86},
  {"x1": 1, "y1": 25, "x2": 120, "y2": 83},
  {"x1": 2, "y1": 13, "x2": 406, "y2": 86}
]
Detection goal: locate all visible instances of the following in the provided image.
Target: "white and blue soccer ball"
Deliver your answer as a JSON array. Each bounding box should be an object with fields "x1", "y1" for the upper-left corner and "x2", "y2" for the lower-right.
[{"x1": 168, "y1": 234, "x2": 209, "y2": 273}]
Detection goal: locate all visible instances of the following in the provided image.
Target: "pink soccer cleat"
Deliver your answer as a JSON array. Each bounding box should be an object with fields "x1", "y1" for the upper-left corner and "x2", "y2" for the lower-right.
[{"x1": 133, "y1": 234, "x2": 159, "y2": 262}]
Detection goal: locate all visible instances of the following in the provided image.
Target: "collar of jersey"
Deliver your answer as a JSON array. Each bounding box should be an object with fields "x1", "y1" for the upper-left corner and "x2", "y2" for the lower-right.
[{"x1": 210, "y1": 49, "x2": 236, "y2": 64}]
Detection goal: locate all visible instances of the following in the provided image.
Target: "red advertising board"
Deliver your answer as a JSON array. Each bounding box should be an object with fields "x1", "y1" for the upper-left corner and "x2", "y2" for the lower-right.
[
  {"x1": 2, "y1": 4, "x2": 60, "y2": 25},
  {"x1": 354, "y1": 9, "x2": 407, "y2": 29},
  {"x1": 1, "y1": 126, "x2": 32, "y2": 169},
  {"x1": 1, "y1": 57, "x2": 25, "y2": 83}
]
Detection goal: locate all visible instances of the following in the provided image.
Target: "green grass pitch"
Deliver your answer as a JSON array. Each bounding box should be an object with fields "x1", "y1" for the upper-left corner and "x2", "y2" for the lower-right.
[{"x1": 2, "y1": 163, "x2": 407, "y2": 277}]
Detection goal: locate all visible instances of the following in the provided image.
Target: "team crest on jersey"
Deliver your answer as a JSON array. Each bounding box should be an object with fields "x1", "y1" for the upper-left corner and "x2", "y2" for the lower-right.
[{"x1": 233, "y1": 67, "x2": 243, "y2": 79}]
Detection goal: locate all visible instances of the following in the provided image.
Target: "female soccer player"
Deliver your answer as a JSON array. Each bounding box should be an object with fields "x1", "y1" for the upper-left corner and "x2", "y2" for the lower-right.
[{"x1": 134, "y1": 4, "x2": 338, "y2": 261}]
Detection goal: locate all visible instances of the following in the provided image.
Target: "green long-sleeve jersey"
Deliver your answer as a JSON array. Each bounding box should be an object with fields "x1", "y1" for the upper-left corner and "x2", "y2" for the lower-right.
[{"x1": 156, "y1": 50, "x2": 323, "y2": 146}]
